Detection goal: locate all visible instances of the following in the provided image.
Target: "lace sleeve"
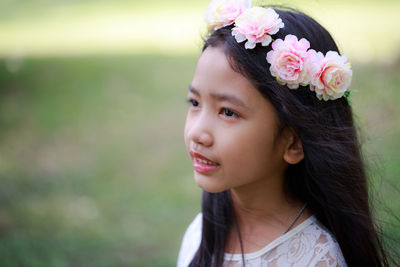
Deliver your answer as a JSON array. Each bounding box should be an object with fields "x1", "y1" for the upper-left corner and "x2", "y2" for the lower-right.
[
  {"x1": 310, "y1": 232, "x2": 347, "y2": 267},
  {"x1": 177, "y1": 213, "x2": 202, "y2": 267},
  {"x1": 222, "y1": 216, "x2": 347, "y2": 267}
]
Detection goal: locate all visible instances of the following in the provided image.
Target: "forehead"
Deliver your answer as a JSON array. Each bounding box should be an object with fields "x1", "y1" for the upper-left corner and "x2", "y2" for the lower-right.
[
  {"x1": 191, "y1": 46, "x2": 260, "y2": 105},
  {"x1": 195, "y1": 47, "x2": 239, "y2": 84}
]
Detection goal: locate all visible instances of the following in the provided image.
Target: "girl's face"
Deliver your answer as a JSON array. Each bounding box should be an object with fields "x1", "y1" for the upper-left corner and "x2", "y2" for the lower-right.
[{"x1": 184, "y1": 46, "x2": 288, "y2": 193}]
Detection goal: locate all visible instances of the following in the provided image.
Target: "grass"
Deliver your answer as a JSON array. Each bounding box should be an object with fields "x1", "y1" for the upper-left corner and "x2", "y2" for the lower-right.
[
  {"x1": 0, "y1": 53, "x2": 399, "y2": 266},
  {"x1": 0, "y1": 54, "x2": 202, "y2": 266}
]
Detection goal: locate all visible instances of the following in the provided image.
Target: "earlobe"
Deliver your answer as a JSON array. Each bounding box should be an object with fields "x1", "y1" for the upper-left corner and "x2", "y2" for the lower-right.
[{"x1": 283, "y1": 129, "x2": 304, "y2": 165}]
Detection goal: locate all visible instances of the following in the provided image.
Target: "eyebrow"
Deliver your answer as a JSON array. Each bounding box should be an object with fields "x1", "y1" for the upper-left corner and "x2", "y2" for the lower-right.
[{"x1": 188, "y1": 84, "x2": 249, "y2": 110}]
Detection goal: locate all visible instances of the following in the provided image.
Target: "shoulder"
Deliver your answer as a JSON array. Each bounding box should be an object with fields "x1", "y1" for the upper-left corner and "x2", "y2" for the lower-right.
[
  {"x1": 177, "y1": 213, "x2": 202, "y2": 267},
  {"x1": 298, "y1": 217, "x2": 348, "y2": 267},
  {"x1": 270, "y1": 216, "x2": 347, "y2": 266},
  {"x1": 264, "y1": 216, "x2": 347, "y2": 267}
]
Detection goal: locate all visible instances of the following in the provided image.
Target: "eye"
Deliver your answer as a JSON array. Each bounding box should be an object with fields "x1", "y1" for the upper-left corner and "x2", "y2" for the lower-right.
[
  {"x1": 187, "y1": 98, "x2": 200, "y2": 107},
  {"x1": 221, "y1": 108, "x2": 239, "y2": 118}
]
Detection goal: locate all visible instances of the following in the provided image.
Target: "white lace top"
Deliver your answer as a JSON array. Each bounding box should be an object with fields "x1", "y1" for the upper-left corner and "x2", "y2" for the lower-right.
[{"x1": 177, "y1": 213, "x2": 347, "y2": 267}]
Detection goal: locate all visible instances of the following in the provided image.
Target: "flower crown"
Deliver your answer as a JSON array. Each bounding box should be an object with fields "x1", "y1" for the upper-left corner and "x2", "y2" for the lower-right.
[{"x1": 204, "y1": 0, "x2": 353, "y2": 102}]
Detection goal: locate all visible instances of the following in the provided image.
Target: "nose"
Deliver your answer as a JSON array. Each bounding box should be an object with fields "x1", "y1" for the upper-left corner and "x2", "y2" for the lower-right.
[{"x1": 185, "y1": 112, "x2": 214, "y2": 148}]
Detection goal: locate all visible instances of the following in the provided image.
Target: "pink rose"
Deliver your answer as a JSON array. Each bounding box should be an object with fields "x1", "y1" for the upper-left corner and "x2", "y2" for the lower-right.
[
  {"x1": 204, "y1": 0, "x2": 251, "y2": 32},
  {"x1": 310, "y1": 51, "x2": 352, "y2": 101},
  {"x1": 232, "y1": 7, "x2": 284, "y2": 49},
  {"x1": 266, "y1": 35, "x2": 315, "y2": 89}
]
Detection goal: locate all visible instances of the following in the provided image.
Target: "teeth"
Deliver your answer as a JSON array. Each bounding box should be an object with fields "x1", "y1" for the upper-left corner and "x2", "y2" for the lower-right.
[{"x1": 196, "y1": 158, "x2": 218, "y2": 166}]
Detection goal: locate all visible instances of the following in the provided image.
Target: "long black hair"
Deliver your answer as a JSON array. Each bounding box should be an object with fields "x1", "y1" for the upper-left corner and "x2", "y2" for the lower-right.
[{"x1": 189, "y1": 7, "x2": 393, "y2": 267}]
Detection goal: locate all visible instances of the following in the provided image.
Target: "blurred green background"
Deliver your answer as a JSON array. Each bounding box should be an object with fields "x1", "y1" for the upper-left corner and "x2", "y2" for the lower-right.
[{"x1": 0, "y1": 0, "x2": 399, "y2": 266}]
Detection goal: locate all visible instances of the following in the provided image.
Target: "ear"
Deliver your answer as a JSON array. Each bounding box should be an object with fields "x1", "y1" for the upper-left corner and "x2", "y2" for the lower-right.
[{"x1": 282, "y1": 127, "x2": 304, "y2": 165}]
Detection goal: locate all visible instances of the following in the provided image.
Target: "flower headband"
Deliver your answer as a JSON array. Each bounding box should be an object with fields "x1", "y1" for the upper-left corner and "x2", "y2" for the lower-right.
[{"x1": 204, "y1": 0, "x2": 353, "y2": 102}]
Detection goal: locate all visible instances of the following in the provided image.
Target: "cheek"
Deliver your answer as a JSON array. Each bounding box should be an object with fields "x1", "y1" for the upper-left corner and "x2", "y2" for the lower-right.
[
  {"x1": 220, "y1": 123, "x2": 278, "y2": 178},
  {"x1": 183, "y1": 114, "x2": 192, "y2": 148}
]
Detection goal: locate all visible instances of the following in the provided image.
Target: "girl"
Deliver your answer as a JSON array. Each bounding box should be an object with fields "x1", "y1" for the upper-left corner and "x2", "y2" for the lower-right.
[{"x1": 178, "y1": 1, "x2": 391, "y2": 266}]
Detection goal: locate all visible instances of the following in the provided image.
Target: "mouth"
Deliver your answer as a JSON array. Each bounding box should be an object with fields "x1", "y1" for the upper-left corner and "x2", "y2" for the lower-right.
[{"x1": 189, "y1": 150, "x2": 220, "y2": 174}]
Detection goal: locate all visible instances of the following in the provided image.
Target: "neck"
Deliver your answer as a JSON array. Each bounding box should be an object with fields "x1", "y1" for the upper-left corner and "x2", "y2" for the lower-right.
[
  {"x1": 225, "y1": 174, "x2": 310, "y2": 253},
  {"x1": 225, "y1": 175, "x2": 308, "y2": 254},
  {"x1": 229, "y1": 173, "x2": 306, "y2": 235}
]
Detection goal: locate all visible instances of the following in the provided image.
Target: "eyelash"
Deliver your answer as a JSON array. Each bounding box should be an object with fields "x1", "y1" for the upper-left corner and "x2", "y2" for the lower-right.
[
  {"x1": 221, "y1": 108, "x2": 239, "y2": 118},
  {"x1": 186, "y1": 98, "x2": 240, "y2": 119},
  {"x1": 187, "y1": 99, "x2": 200, "y2": 107}
]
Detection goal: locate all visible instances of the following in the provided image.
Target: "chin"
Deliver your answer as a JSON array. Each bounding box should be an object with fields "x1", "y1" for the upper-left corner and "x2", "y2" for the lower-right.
[{"x1": 194, "y1": 173, "x2": 228, "y2": 193}]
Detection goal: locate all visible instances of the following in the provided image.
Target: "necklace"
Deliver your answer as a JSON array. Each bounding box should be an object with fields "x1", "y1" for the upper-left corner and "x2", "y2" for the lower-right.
[{"x1": 281, "y1": 203, "x2": 307, "y2": 236}]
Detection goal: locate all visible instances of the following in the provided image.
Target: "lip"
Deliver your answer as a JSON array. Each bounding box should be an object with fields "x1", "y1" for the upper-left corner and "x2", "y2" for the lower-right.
[{"x1": 189, "y1": 150, "x2": 220, "y2": 174}]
